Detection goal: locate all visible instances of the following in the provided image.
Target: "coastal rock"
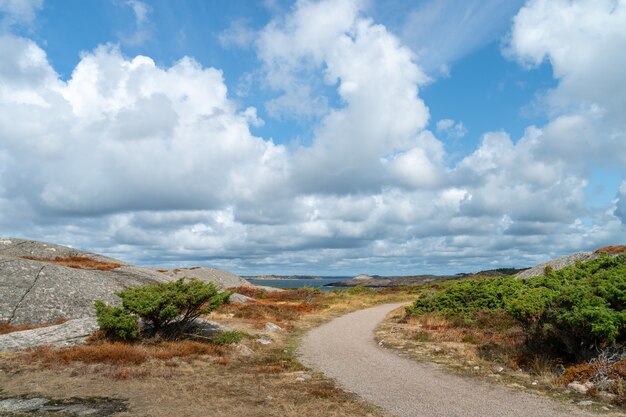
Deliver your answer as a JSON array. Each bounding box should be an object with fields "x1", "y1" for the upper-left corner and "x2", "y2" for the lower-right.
[
  {"x1": 160, "y1": 266, "x2": 249, "y2": 289},
  {"x1": 0, "y1": 317, "x2": 98, "y2": 350},
  {"x1": 229, "y1": 292, "x2": 253, "y2": 304},
  {"x1": 0, "y1": 237, "x2": 245, "y2": 326},
  {"x1": 515, "y1": 252, "x2": 600, "y2": 279}
]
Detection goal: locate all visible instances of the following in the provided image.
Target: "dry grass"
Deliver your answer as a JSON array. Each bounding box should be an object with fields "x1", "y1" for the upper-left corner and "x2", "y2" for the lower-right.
[
  {"x1": 20, "y1": 256, "x2": 122, "y2": 271},
  {"x1": 26, "y1": 341, "x2": 231, "y2": 366},
  {"x1": 0, "y1": 287, "x2": 422, "y2": 417},
  {"x1": 0, "y1": 318, "x2": 67, "y2": 335},
  {"x1": 595, "y1": 245, "x2": 626, "y2": 254}
]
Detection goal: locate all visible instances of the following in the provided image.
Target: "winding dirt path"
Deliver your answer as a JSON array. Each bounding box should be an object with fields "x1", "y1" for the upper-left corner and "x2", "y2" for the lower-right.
[{"x1": 298, "y1": 303, "x2": 607, "y2": 417}]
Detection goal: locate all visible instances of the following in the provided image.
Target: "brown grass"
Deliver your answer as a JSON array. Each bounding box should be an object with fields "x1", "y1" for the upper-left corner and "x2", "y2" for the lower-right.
[
  {"x1": 0, "y1": 318, "x2": 67, "y2": 335},
  {"x1": 20, "y1": 256, "x2": 122, "y2": 271},
  {"x1": 26, "y1": 341, "x2": 231, "y2": 367},
  {"x1": 595, "y1": 245, "x2": 626, "y2": 254},
  {"x1": 1, "y1": 287, "x2": 421, "y2": 417}
]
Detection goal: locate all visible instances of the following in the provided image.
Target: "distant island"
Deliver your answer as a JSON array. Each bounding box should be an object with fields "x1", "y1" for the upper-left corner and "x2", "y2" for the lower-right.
[{"x1": 244, "y1": 275, "x2": 324, "y2": 280}]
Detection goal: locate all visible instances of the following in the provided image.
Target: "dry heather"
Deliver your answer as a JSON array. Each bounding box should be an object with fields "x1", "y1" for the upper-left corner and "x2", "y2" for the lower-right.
[
  {"x1": 20, "y1": 255, "x2": 123, "y2": 271},
  {"x1": 0, "y1": 318, "x2": 67, "y2": 335},
  {"x1": 25, "y1": 341, "x2": 231, "y2": 367},
  {"x1": 0, "y1": 287, "x2": 419, "y2": 417},
  {"x1": 595, "y1": 245, "x2": 626, "y2": 254}
]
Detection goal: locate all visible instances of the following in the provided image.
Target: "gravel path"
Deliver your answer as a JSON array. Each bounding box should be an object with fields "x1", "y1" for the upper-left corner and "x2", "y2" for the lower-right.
[{"x1": 298, "y1": 303, "x2": 608, "y2": 417}]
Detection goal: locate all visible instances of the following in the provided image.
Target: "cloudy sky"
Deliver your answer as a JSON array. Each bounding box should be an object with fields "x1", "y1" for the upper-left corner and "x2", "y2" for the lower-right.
[{"x1": 0, "y1": 0, "x2": 624, "y2": 275}]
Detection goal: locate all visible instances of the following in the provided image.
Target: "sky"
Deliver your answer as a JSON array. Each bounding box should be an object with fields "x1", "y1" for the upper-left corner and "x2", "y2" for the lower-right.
[{"x1": 0, "y1": 0, "x2": 625, "y2": 276}]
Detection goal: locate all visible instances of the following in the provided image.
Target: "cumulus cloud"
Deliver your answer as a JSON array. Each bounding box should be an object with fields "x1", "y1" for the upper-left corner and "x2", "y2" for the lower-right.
[
  {"x1": 507, "y1": 0, "x2": 626, "y2": 165},
  {"x1": 257, "y1": 0, "x2": 437, "y2": 193},
  {"x1": 0, "y1": 37, "x2": 287, "y2": 216},
  {"x1": 0, "y1": 0, "x2": 42, "y2": 30},
  {"x1": 0, "y1": 0, "x2": 625, "y2": 275}
]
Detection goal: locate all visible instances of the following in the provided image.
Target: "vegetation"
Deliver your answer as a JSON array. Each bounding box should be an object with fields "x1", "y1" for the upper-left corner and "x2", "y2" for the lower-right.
[
  {"x1": 406, "y1": 254, "x2": 626, "y2": 361},
  {"x1": 211, "y1": 330, "x2": 248, "y2": 345},
  {"x1": 20, "y1": 255, "x2": 122, "y2": 271},
  {"x1": 95, "y1": 278, "x2": 230, "y2": 340}
]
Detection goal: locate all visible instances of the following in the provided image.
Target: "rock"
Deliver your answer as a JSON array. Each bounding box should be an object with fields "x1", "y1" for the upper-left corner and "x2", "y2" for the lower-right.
[
  {"x1": 0, "y1": 237, "x2": 171, "y2": 325},
  {"x1": 577, "y1": 400, "x2": 594, "y2": 406},
  {"x1": 229, "y1": 292, "x2": 253, "y2": 304},
  {"x1": 0, "y1": 237, "x2": 244, "y2": 326},
  {"x1": 160, "y1": 266, "x2": 249, "y2": 289},
  {"x1": 296, "y1": 373, "x2": 312, "y2": 382},
  {"x1": 235, "y1": 344, "x2": 254, "y2": 356},
  {"x1": 257, "y1": 335, "x2": 273, "y2": 345},
  {"x1": 0, "y1": 396, "x2": 126, "y2": 415},
  {"x1": 352, "y1": 274, "x2": 375, "y2": 281},
  {"x1": 567, "y1": 382, "x2": 590, "y2": 394},
  {"x1": 0, "y1": 398, "x2": 49, "y2": 412},
  {"x1": 515, "y1": 252, "x2": 600, "y2": 279},
  {"x1": 264, "y1": 322, "x2": 282, "y2": 332},
  {"x1": 0, "y1": 317, "x2": 98, "y2": 351},
  {"x1": 495, "y1": 366, "x2": 505, "y2": 373}
]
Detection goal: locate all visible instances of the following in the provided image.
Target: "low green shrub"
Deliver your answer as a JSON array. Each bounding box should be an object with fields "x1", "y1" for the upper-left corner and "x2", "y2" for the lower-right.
[
  {"x1": 406, "y1": 254, "x2": 626, "y2": 361},
  {"x1": 94, "y1": 301, "x2": 139, "y2": 341},
  {"x1": 345, "y1": 285, "x2": 374, "y2": 295},
  {"x1": 95, "y1": 278, "x2": 231, "y2": 340},
  {"x1": 211, "y1": 330, "x2": 248, "y2": 345}
]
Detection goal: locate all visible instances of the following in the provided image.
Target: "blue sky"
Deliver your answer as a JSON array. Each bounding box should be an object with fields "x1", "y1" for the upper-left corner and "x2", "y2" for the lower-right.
[{"x1": 0, "y1": 0, "x2": 624, "y2": 275}]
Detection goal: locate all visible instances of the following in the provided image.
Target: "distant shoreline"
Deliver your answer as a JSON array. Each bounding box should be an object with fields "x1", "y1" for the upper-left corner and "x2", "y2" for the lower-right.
[{"x1": 244, "y1": 275, "x2": 325, "y2": 281}]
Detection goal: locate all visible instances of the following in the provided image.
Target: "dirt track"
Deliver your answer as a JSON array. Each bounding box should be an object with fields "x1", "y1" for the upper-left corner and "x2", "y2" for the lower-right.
[{"x1": 298, "y1": 303, "x2": 609, "y2": 417}]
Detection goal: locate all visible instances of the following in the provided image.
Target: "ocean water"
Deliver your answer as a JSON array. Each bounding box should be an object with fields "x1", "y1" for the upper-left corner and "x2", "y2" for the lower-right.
[{"x1": 247, "y1": 277, "x2": 349, "y2": 291}]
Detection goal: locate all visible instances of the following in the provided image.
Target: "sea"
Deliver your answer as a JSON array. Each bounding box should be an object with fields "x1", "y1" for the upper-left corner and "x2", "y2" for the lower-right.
[{"x1": 247, "y1": 276, "x2": 350, "y2": 291}]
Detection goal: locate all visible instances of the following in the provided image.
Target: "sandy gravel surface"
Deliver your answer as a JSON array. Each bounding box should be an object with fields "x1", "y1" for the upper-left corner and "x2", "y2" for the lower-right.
[{"x1": 298, "y1": 303, "x2": 609, "y2": 417}]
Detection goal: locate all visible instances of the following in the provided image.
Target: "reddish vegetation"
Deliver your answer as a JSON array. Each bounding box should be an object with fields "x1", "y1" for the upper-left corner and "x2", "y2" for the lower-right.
[
  {"x1": 559, "y1": 360, "x2": 626, "y2": 385},
  {"x1": 0, "y1": 318, "x2": 67, "y2": 335},
  {"x1": 595, "y1": 245, "x2": 626, "y2": 254},
  {"x1": 20, "y1": 256, "x2": 123, "y2": 271},
  {"x1": 26, "y1": 341, "x2": 231, "y2": 366}
]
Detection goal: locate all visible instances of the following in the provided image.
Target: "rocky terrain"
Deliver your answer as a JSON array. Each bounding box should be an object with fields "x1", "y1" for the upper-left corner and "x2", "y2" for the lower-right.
[
  {"x1": 514, "y1": 246, "x2": 626, "y2": 279},
  {"x1": 326, "y1": 268, "x2": 527, "y2": 288},
  {"x1": 0, "y1": 237, "x2": 253, "y2": 350}
]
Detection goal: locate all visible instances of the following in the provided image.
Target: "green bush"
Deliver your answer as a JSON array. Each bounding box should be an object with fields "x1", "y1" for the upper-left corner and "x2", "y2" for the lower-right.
[
  {"x1": 406, "y1": 254, "x2": 626, "y2": 361},
  {"x1": 94, "y1": 300, "x2": 139, "y2": 341},
  {"x1": 211, "y1": 330, "x2": 247, "y2": 345},
  {"x1": 345, "y1": 285, "x2": 374, "y2": 295},
  {"x1": 95, "y1": 278, "x2": 231, "y2": 339}
]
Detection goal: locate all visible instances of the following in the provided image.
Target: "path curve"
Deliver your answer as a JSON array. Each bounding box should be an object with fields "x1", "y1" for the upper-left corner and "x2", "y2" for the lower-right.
[{"x1": 298, "y1": 303, "x2": 603, "y2": 417}]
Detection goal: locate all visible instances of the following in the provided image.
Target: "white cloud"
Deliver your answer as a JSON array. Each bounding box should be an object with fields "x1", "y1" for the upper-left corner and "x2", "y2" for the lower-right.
[
  {"x1": 398, "y1": 0, "x2": 525, "y2": 75},
  {"x1": 0, "y1": 0, "x2": 625, "y2": 275},
  {"x1": 0, "y1": 0, "x2": 42, "y2": 30},
  {"x1": 0, "y1": 37, "x2": 287, "y2": 216},
  {"x1": 257, "y1": 0, "x2": 437, "y2": 193},
  {"x1": 436, "y1": 118, "x2": 467, "y2": 139},
  {"x1": 615, "y1": 181, "x2": 626, "y2": 224},
  {"x1": 218, "y1": 19, "x2": 256, "y2": 49},
  {"x1": 119, "y1": 0, "x2": 152, "y2": 46},
  {"x1": 507, "y1": 0, "x2": 626, "y2": 135}
]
